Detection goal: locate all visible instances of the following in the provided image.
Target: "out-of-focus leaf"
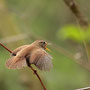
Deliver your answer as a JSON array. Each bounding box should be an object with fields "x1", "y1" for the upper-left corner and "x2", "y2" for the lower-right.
[{"x1": 57, "y1": 25, "x2": 90, "y2": 43}]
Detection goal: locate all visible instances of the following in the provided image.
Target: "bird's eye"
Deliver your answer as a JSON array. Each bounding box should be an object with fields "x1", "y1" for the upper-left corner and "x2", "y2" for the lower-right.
[
  {"x1": 40, "y1": 41, "x2": 45, "y2": 44},
  {"x1": 39, "y1": 41, "x2": 47, "y2": 48},
  {"x1": 43, "y1": 42, "x2": 45, "y2": 44},
  {"x1": 39, "y1": 41, "x2": 46, "y2": 47}
]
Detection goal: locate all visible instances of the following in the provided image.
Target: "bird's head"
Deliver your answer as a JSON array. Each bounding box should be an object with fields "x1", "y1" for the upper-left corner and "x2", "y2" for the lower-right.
[{"x1": 33, "y1": 40, "x2": 50, "y2": 51}]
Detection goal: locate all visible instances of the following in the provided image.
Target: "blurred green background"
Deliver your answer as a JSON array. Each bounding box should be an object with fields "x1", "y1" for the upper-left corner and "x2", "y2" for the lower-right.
[{"x1": 0, "y1": 0, "x2": 90, "y2": 90}]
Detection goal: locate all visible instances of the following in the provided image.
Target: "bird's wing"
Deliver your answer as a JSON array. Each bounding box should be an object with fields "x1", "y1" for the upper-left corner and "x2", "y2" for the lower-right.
[
  {"x1": 12, "y1": 45, "x2": 29, "y2": 56},
  {"x1": 6, "y1": 45, "x2": 33, "y2": 69},
  {"x1": 6, "y1": 56, "x2": 27, "y2": 69},
  {"x1": 30, "y1": 49, "x2": 53, "y2": 71}
]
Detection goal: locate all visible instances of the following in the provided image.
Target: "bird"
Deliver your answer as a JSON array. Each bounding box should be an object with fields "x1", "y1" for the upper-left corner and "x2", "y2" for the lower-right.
[{"x1": 6, "y1": 40, "x2": 53, "y2": 71}]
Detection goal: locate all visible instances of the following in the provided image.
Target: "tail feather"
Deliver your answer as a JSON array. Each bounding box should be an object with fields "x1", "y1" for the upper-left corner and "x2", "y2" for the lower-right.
[{"x1": 6, "y1": 57, "x2": 27, "y2": 69}]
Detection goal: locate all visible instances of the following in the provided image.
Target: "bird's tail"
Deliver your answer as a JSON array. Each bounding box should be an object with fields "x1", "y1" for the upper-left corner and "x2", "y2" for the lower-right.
[{"x1": 6, "y1": 57, "x2": 27, "y2": 69}]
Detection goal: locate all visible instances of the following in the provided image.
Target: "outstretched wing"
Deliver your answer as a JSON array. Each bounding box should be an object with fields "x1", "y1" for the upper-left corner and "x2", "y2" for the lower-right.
[
  {"x1": 30, "y1": 49, "x2": 53, "y2": 71},
  {"x1": 6, "y1": 45, "x2": 29, "y2": 69},
  {"x1": 12, "y1": 45, "x2": 29, "y2": 56},
  {"x1": 6, "y1": 56, "x2": 27, "y2": 69},
  {"x1": 6, "y1": 44, "x2": 33, "y2": 69}
]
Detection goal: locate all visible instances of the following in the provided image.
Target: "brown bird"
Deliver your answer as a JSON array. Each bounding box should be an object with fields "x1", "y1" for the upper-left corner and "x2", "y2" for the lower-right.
[{"x1": 6, "y1": 40, "x2": 53, "y2": 71}]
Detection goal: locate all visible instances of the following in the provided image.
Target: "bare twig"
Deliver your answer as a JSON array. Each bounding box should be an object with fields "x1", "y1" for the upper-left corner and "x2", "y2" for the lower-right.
[
  {"x1": 29, "y1": 66, "x2": 46, "y2": 90},
  {"x1": 76, "y1": 86, "x2": 90, "y2": 90},
  {"x1": 0, "y1": 43, "x2": 12, "y2": 53},
  {"x1": 0, "y1": 43, "x2": 46, "y2": 90},
  {"x1": 64, "y1": 0, "x2": 89, "y2": 28}
]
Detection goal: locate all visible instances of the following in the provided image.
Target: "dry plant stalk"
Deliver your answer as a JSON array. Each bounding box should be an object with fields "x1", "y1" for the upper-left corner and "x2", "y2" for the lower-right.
[
  {"x1": 64, "y1": 0, "x2": 90, "y2": 68},
  {"x1": 64, "y1": 0, "x2": 90, "y2": 89},
  {"x1": 64, "y1": 0, "x2": 89, "y2": 28}
]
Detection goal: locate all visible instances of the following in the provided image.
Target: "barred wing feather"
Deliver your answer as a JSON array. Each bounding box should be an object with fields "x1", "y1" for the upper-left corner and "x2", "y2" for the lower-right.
[{"x1": 30, "y1": 49, "x2": 53, "y2": 71}]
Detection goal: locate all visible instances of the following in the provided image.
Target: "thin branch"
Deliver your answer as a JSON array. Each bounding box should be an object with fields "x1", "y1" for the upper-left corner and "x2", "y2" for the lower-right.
[
  {"x1": 0, "y1": 43, "x2": 46, "y2": 90},
  {"x1": 29, "y1": 66, "x2": 46, "y2": 90},
  {"x1": 0, "y1": 43, "x2": 12, "y2": 53},
  {"x1": 64, "y1": 0, "x2": 89, "y2": 28},
  {"x1": 76, "y1": 86, "x2": 90, "y2": 90},
  {"x1": 64, "y1": 0, "x2": 90, "y2": 67}
]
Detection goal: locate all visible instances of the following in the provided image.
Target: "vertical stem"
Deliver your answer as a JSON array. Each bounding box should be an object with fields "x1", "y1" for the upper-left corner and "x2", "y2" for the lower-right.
[{"x1": 64, "y1": 0, "x2": 90, "y2": 66}]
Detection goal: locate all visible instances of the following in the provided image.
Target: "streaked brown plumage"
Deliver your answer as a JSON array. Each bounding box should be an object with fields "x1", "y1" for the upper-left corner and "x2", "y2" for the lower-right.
[{"x1": 6, "y1": 40, "x2": 53, "y2": 71}]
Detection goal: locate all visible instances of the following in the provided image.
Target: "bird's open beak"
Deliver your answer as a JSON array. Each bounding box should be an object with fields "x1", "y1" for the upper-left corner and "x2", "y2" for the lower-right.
[
  {"x1": 46, "y1": 47, "x2": 51, "y2": 51},
  {"x1": 45, "y1": 43, "x2": 51, "y2": 51}
]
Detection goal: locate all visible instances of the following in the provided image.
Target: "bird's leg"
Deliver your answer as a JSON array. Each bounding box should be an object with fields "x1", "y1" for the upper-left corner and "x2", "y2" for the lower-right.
[
  {"x1": 25, "y1": 56, "x2": 37, "y2": 74},
  {"x1": 26, "y1": 56, "x2": 31, "y2": 67}
]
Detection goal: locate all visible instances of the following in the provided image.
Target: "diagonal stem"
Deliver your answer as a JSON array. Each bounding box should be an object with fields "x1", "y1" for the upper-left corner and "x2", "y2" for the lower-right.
[
  {"x1": 0, "y1": 43, "x2": 12, "y2": 53},
  {"x1": 29, "y1": 65, "x2": 46, "y2": 90}
]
